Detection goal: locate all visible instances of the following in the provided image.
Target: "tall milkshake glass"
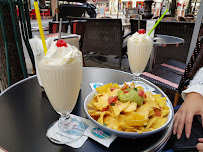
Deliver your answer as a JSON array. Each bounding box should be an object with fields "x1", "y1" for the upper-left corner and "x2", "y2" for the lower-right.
[
  {"x1": 127, "y1": 31, "x2": 153, "y2": 87},
  {"x1": 37, "y1": 48, "x2": 84, "y2": 143}
]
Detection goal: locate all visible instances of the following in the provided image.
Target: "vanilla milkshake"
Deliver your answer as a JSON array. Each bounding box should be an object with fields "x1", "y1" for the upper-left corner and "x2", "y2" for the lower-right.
[
  {"x1": 37, "y1": 40, "x2": 82, "y2": 115},
  {"x1": 127, "y1": 31, "x2": 153, "y2": 76}
]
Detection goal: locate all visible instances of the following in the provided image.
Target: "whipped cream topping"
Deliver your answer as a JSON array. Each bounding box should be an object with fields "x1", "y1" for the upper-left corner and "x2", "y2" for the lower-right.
[
  {"x1": 129, "y1": 32, "x2": 153, "y2": 44},
  {"x1": 43, "y1": 41, "x2": 82, "y2": 65}
]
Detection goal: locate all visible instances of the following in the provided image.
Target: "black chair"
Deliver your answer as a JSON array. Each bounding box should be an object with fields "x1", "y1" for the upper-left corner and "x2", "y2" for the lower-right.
[
  {"x1": 140, "y1": 36, "x2": 203, "y2": 106},
  {"x1": 101, "y1": 16, "x2": 112, "y2": 19},
  {"x1": 57, "y1": 4, "x2": 87, "y2": 21},
  {"x1": 162, "y1": 17, "x2": 178, "y2": 22},
  {"x1": 130, "y1": 14, "x2": 140, "y2": 19},
  {"x1": 82, "y1": 18, "x2": 124, "y2": 69},
  {"x1": 67, "y1": 16, "x2": 87, "y2": 50},
  {"x1": 177, "y1": 16, "x2": 188, "y2": 22},
  {"x1": 49, "y1": 21, "x2": 69, "y2": 33}
]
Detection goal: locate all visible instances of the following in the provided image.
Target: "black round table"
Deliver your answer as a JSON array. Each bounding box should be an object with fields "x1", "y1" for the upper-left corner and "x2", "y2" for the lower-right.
[{"x1": 0, "y1": 67, "x2": 173, "y2": 152}]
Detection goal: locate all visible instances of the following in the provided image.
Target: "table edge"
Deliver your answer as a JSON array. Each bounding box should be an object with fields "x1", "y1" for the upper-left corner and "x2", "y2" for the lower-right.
[{"x1": 0, "y1": 67, "x2": 133, "y2": 96}]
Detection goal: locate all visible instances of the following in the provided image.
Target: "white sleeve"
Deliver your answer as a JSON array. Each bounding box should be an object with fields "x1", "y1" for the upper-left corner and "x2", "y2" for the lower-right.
[{"x1": 181, "y1": 67, "x2": 203, "y2": 100}]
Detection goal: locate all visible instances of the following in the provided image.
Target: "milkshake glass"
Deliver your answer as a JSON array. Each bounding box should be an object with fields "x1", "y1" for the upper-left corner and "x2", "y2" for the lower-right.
[
  {"x1": 37, "y1": 40, "x2": 84, "y2": 142},
  {"x1": 127, "y1": 31, "x2": 153, "y2": 85}
]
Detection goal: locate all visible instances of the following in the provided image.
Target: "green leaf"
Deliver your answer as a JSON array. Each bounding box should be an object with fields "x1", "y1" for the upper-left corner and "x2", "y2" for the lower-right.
[
  {"x1": 111, "y1": 103, "x2": 115, "y2": 106},
  {"x1": 134, "y1": 88, "x2": 138, "y2": 91},
  {"x1": 103, "y1": 123, "x2": 107, "y2": 127}
]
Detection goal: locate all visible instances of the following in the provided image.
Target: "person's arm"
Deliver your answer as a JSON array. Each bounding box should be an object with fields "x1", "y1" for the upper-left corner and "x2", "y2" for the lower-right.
[
  {"x1": 182, "y1": 67, "x2": 203, "y2": 100},
  {"x1": 173, "y1": 67, "x2": 203, "y2": 139}
]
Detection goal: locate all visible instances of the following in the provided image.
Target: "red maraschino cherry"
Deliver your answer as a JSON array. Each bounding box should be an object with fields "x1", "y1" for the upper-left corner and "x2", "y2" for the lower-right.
[
  {"x1": 56, "y1": 39, "x2": 67, "y2": 47},
  {"x1": 138, "y1": 29, "x2": 146, "y2": 34}
]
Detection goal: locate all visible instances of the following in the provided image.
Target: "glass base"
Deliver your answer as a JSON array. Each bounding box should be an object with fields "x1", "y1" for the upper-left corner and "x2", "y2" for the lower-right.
[
  {"x1": 57, "y1": 116, "x2": 85, "y2": 143},
  {"x1": 132, "y1": 75, "x2": 149, "y2": 91}
]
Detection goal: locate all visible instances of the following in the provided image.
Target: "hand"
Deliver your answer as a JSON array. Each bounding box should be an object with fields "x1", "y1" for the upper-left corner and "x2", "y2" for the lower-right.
[
  {"x1": 197, "y1": 138, "x2": 203, "y2": 151},
  {"x1": 173, "y1": 92, "x2": 203, "y2": 139}
]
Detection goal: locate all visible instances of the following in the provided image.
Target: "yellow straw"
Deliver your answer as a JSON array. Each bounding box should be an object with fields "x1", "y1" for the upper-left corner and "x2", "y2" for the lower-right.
[{"x1": 34, "y1": 2, "x2": 47, "y2": 55}]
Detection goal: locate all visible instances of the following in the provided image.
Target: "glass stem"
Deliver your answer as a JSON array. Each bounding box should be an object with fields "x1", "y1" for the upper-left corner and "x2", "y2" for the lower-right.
[
  {"x1": 59, "y1": 112, "x2": 71, "y2": 128},
  {"x1": 133, "y1": 74, "x2": 140, "y2": 81}
]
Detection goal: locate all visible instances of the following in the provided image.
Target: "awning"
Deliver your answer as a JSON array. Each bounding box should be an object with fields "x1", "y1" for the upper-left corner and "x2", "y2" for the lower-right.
[
  {"x1": 121, "y1": 0, "x2": 131, "y2": 2},
  {"x1": 88, "y1": 0, "x2": 108, "y2": 3}
]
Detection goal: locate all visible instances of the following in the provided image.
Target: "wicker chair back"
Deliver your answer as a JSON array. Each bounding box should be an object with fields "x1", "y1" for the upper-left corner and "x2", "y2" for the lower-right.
[{"x1": 82, "y1": 19, "x2": 123, "y2": 68}]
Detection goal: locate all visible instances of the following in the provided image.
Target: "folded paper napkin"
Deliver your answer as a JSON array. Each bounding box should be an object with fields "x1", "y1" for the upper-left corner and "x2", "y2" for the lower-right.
[
  {"x1": 146, "y1": 20, "x2": 156, "y2": 39},
  {"x1": 46, "y1": 114, "x2": 117, "y2": 148},
  {"x1": 29, "y1": 37, "x2": 54, "y2": 86}
]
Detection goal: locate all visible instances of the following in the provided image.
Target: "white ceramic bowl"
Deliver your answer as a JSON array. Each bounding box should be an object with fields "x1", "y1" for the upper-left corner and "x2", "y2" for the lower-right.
[{"x1": 84, "y1": 89, "x2": 173, "y2": 138}]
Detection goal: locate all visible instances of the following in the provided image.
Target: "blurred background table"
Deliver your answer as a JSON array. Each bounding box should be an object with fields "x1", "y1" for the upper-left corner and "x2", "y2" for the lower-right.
[
  {"x1": 0, "y1": 67, "x2": 173, "y2": 152},
  {"x1": 153, "y1": 34, "x2": 184, "y2": 47}
]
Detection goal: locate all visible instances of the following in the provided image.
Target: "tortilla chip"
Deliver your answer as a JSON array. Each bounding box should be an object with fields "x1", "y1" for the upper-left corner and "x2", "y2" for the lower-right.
[
  {"x1": 122, "y1": 112, "x2": 148, "y2": 126},
  {"x1": 130, "y1": 83, "x2": 135, "y2": 89},
  {"x1": 110, "y1": 101, "x2": 130, "y2": 117},
  {"x1": 97, "y1": 112, "x2": 105, "y2": 124},
  {"x1": 112, "y1": 83, "x2": 120, "y2": 89},
  {"x1": 92, "y1": 94, "x2": 109, "y2": 111},
  {"x1": 161, "y1": 109, "x2": 169, "y2": 118},
  {"x1": 150, "y1": 117, "x2": 167, "y2": 130},
  {"x1": 88, "y1": 102, "x2": 96, "y2": 109},
  {"x1": 124, "y1": 119, "x2": 148, "y2": 127},
  {"x1": 136, "y1": 103, "x2": 150, "y2": 119},
  {"x1": 96, "y1": 83, "x2": 112, "y2": 94},
  {"x1": 104, "y1": 116, "x2": 122, "y2": 131},
  {"x1": 145, "y1": 117, "x2": 158, "y2": 130},
  {"x1": 137, "y1": 86, "x2": 144, "y2": 90},
  {"x1": 124, "y1": 112, "x2": 145, "y2": 120},
  {"x1": 145, "y1": 91, "x2": 155, "y2": 102},
  {"x1": 124, "y1": 102, "x2": 137, "y2": 113},
  {"x1": 124, "y1": 128, "x2": 135, "y2": 132},
  {"x1": 148, "y1": 108, "x2": 155, "y2": 117},
  {"x1": 133, "y1": 126, "x2": 145, "y2": 133}
]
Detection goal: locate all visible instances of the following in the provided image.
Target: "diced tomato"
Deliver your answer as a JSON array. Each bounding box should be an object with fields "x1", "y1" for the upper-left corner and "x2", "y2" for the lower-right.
[
  {"x1": 110, "y1": 88, "x2": 116, "y2": 91},
  {"x1": 108, "y1": 96, "x2": 117, "y2": 104},
  {"x1": 155, "y1": 109, "x2": 161, "y2": 116},
  {"x1": 124, "y1": 90, "x2": 129, "y2": 94},
  {"x1": 138, "y1": 89, "x2": 144, "y2": 97},
  {"x1": 144, "y1": 94, "x2": 147, "y2": 98},
  {"x1": 102, "y1": 108, "x2": 108, "y2": 112},
  {"x1": 91, "y1": 116, "x2": 97, "y2": 120},
  {"x1": 121, "y1": 85, "x2": 129, "y2": 90}
]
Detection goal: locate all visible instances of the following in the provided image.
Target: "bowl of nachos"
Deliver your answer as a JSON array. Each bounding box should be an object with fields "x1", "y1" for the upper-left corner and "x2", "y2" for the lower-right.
[{"x1": 84, "y1": 82, "x2": 173, "y2": 138}]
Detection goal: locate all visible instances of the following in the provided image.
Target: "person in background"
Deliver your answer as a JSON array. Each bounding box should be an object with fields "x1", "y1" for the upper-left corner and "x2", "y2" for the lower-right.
[
  {"x1": 86, "y1": 3, "x2": 97, "y2": 18},
  {"x1": 173, "y1": 67, "x2": 203, "y2": 151},
  {"x1": 161, "y1": 5, "x2": 166, "y2": 15}
]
